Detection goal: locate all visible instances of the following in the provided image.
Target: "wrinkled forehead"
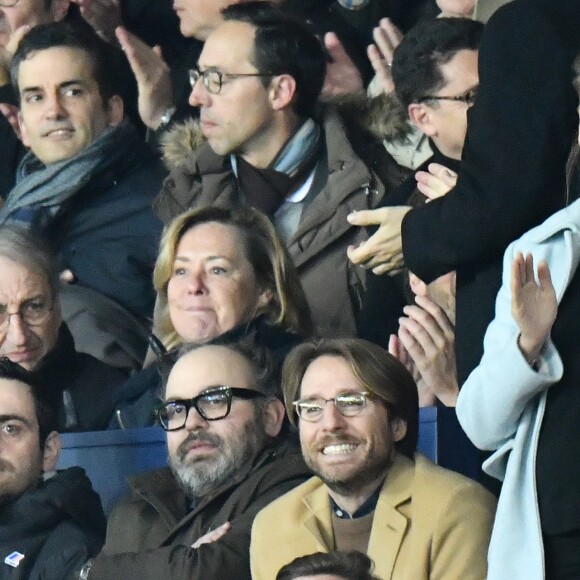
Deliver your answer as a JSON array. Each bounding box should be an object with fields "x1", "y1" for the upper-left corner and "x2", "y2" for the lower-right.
[
  {"x1": 198, "y1": 20, "x2": 257, "y2": 71},
  {"x1": 166, "y1": 345, "x2": 256, "y2": 400},
  {"x1": 0, "y1": 255, "x2": 51, "y2": 305}
]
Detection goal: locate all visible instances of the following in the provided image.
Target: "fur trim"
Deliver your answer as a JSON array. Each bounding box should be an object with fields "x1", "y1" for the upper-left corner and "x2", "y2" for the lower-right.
[{"x1": 160, "y1": 117, "x2": 205, "y2": 170}]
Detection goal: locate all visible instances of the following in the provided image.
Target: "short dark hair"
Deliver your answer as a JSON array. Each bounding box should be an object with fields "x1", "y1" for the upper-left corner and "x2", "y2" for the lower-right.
[
  {"x1": 221, "y1": 2, "x2": 326, "y2": 117},
  {"x1": 11, "y1": 21, "x2": 120, "y2": 105},
  {"x1": 0, "y1": 358, "x2": 57, "y2": 448},
  {"x1": 277, "y1": 551, "x2": 381, "y2": 580},
  {"x1": 282, "y1": 338, "x2": 419, "y2": 458},
  {"x1": 392, "y1": 17, "x2": 483, "y2": 110}
]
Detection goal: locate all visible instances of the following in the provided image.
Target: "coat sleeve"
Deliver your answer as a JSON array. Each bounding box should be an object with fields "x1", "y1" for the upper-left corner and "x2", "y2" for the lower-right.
[
  {"x1": 401, "y1": 2, "x2": 577, "y2": 284},
  {"x1": 456, "y1": 238, "x2": 564, "y2": 451}
]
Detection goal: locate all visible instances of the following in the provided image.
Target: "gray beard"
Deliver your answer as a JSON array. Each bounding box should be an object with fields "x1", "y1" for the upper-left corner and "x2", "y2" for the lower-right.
[{"x1": 169, "y1": 421, "x2": 269, "y2": 500}]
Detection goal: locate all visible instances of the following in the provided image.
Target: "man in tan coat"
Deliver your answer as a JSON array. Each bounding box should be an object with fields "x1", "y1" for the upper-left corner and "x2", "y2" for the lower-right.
[{"x1": 251, "y1": 338, "x2": 496, "y2": 579}]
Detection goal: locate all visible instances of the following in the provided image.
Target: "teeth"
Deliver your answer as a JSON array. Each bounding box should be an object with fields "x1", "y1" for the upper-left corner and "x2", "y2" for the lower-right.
[
  {"x1": 49, "y1": 130, "x2": 71, "y2": 136},
  {"x1": 323, "y1": 444, "x2": 357, "y2": 455}
]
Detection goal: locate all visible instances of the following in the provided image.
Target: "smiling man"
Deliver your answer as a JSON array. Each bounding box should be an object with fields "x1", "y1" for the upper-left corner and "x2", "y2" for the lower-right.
[
  {"x1": 84, "y1": 342, "x2": 310, "y2": 580},
  {"x1": 0, "y1": 21, "x2": 163, "y2": 333},
  {"x1": 251, "y1": 338, "x2": 496, "y2": 579}
]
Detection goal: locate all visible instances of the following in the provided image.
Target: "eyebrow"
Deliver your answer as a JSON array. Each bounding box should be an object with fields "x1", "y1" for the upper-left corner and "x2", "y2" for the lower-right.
[
  {"x1": 0, "y1": 414, "x2": 33, "y2": 428},
  {"x1": 174, "y1": 255, "x2": 232, "y2": 263},
  {"x1": 21, "y1": 79, "x2": 88, "y2": 94}
]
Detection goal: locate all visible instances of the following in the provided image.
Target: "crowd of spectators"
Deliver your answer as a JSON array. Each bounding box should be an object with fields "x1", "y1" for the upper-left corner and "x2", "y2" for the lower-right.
[{"x1": 0, "y1": 0, "x2": 579, "y2": 577}]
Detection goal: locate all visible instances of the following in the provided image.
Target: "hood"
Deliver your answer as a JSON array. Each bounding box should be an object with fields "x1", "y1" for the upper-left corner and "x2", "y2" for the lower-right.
[{"x1": 160, "y1": 93, "x2": 411, "y2": 171}]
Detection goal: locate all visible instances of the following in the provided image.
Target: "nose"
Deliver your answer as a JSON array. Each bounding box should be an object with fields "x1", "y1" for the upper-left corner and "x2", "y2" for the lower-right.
[
  {"x1": 5, "y1": 313, "x2": 29, "y2": 346},
  {"x1": 184, "y1": 405, "x2": 208, "y2": 431},
  {"x1": 185, "y1": 270, "x2": 207, "y2": 296},
  {"x1": 318, "y1": 401, "x2": 348, "y2": 431},
  {"x1": 44, "y1": 92, "x2": 67, "y2": 120},
  {"x1": 188, "y1": 77, "x2": 211, "y2": 108}
]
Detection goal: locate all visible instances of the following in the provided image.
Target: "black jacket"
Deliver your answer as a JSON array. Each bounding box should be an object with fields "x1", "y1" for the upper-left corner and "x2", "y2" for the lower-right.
[
  {"x1": 0, "y1": 467, "x2": 106, "y2": 580},
  {"x1": 401, "y1": 0, "x2": 580, "y2": 383},
  {"x1": 38, "y1": 324, "x2": 127, "y2": 432}
]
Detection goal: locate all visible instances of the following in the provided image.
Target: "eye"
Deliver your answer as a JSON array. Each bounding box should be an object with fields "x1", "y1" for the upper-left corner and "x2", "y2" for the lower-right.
[
  {"x1": 24, "y1": 93, "x2": 43, "y2": 104},
  {"x1": 299, "y1": 400, "x2": 323, "y2": 416},
  {"x1": 1, "y1": 423, "x2": 22, "y2": 436},
  {"x1": 209, "y1": 266, "x2": 226, "y2": 275},
  {"x1": 172, "y1": 266, "x2": 187, "y2": 277},
  {"x1": 63, "y1": 87, "x2": 84, "y2": 98},
  {"x1": 200, "y1": 392, "x2": 228, "y2": 406},
  {"x1": 22, "y1": 300, "x2": 45, "y2": 313}
]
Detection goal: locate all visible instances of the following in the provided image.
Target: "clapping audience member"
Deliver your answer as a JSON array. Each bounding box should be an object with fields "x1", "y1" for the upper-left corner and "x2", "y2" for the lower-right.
[
  {"x1": 1, "y1": 22, "x2": 163, "y2": 364},
  {"x1": 84, "y1": 342, "x2": 310, "y2": 580},
  {"x1": 457, "y1": 65, "x2": 580, "y2": 579},
  {"x1": 0, "y1": 359, "x2": 106, "y2": 578},
  {"x1": 251, "y1": 338, "x2": 496, "y2": 579},
  {"x1": 0, "y1": 225, "x2": 125, "y2": 431},
  {"x1": 110, "y1": 206, "x2": 312, "y2": 429}
]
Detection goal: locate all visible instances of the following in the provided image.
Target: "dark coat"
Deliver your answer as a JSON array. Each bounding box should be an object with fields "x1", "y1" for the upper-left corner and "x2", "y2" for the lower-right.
[
  {"x1": 401, "y1": 0, "x2": 580, "y2": 383},
  {"x1": 38, "y1": 324, "x2": 127, "y2": 432},
  {"x1": 0, "y1": 467, "x2": 106, "y2": 580},
  {"x1": 154, "y1": 101, "x2": 409, "y2": 337},
  {"x1": 89, "y1": 438, "x2": 310, "y2": 580}
]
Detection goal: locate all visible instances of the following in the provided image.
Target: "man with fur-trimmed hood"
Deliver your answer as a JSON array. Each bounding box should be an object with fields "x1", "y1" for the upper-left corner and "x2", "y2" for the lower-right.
[{"x1": 153, "y1": 1, "x2": 408, "y2": 339}]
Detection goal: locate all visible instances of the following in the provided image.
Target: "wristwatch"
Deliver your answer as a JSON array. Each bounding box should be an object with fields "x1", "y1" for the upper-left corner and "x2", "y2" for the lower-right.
[{"x1": 79, "y1": 559, "x2": 94, "y2": 580}]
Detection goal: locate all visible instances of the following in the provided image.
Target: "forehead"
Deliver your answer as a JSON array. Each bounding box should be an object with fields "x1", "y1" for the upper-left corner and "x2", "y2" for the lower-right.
[
  {"x1": 0, "y1": 379, "x2": 36, "y2": 424},
  {"x1": 176, "y1": 222, "x2": 246, "y2": 259},
  {"x1": 438, "y1": 49, "x2": 479, "y2": 89},
  {"x1": 199, "y1": 21, "x2": 257, "y2": 70},
  {"x1": 18, "y1": 46, "x2": 96, "y2": 88},
  {"x1": 0, "y1": 255, "x2": 49, "y2": 303},
  {"x1": 166, "y1": 346, "x2": 256, "y2": 399},
  {"x1": 299, "y1": 355, "x2": 365, "y2": 398}
]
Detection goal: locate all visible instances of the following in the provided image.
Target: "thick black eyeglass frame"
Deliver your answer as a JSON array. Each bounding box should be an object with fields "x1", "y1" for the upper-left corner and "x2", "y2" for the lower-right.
[{"x1": 155, "y1": 386, "x2": 265, "y2": 431}]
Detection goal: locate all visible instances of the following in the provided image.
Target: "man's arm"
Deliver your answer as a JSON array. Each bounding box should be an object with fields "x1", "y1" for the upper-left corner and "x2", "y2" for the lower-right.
[{"x1": 402, "y1": 2, "x2": 577, "y2": 284}]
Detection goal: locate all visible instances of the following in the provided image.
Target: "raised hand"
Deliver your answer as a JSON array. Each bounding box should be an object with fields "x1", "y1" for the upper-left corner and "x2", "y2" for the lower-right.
[
  {"x1": 322, "y1": 32, "x2": 364, "y2": 96},
  {"x1": 71, "y1": 0, "x2": 123, "y2": 44},
  {"x1": 367, "y1": 18, "x2": 403, "y2": 96},
  {"x1": 415, "y1": 162, "x2": 457, "y2": 201},
  {"x1": 511, "y1": 252, "x2": 557, "y2": 363}
]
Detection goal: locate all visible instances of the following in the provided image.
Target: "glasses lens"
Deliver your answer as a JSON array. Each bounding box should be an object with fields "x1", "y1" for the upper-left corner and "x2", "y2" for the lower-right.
[
  {"x1": 197, "y1": 390, "x2": 230, "y2": 420},
  {"x1": 158, "y1": 402, "x2": 188, "y2": 430},
  {"x1": 189, "y1": 69, "x2": 200, "y2": 88},
  {"x1": 21, "y1": 300, "x2": 50, "y2": 324},
  {"x1": 205, "y1": 71, "x2": 222, "y2": 94},
  {"x1": 335, "y1": 393, "x2": 366, "y2": 416},
  {"x1": 296, "y1": 399, "x2": 324, "y2": 422}
]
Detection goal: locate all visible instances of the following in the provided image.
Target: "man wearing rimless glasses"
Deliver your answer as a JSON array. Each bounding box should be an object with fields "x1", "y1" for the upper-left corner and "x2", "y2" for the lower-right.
[
  {"x1": 251, "y1": 338, "x2": 496, "y2": 579},
  {"x1": 83, "y1": 342, "x2": 310, "y2": 580}
]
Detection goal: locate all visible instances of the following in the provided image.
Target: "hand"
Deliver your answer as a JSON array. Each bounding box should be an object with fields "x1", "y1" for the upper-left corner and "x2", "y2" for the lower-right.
[
  {"x1": 0, "y1": 24, "x2": 32, "y2": 85},
  {"x1": 191, "y1": 522, "x2": 231, "y2": 549},
  {"x1": 346, "y1": 206, "x2": 411, "y2": 275},
  {"x1": 0, "y1": 103, "x2": 21, "y2": 140},
  {"x1": 511, "y1": 252, "x2": 557, "y2": 362},
  {"x1": 397, "y1": 295, "x2": 459, "y2": 407},
  {"x1": 71, "y1": 0, "x2": 123, "y2": 44},
  {"x1": 367, "y1": 18, "x2": 403, "y2": 96},
  {"x1": 115, "y1": 26, "x2": 174, "y2": 129},
  {"x1": 321, "y1": 32, "x2": 364, "y2": 96},
  {"x1": 415, "y1": 163, "x2": 457, "y2": 201}
]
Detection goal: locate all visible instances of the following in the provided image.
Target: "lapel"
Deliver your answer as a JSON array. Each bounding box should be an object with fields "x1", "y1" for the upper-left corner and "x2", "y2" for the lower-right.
[{"x1": 301, "y1": 482, "x2": 335, "y2": 551}]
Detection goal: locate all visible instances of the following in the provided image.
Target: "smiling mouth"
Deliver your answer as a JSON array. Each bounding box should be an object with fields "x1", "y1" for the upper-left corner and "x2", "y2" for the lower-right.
[
  {"x1": 322, "y1": 443, "x2": 358, "y2": 455},
  {"x1": 44, "y1": 128, "x2": 74, "y2": 138}
]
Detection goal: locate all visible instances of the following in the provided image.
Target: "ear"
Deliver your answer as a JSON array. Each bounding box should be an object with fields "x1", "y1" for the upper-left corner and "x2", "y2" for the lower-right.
[
  {"x1": 105, "y1": 95, "x2": 124, "y2": 127},
  {"x1": 408, "y1": 103, "x2": 437, "y2": 138},
  {"x1": 261, "y1": 398, "x2": 285, "y2": 438},
  {"x1": 256, "y1": 287, "x2": 274, "y2": 312},
  {"x1": 408, "y1": 271, "x2": 427, "y2": 297},
  {"x1": 18, "y1": 111, "x2": 31, "y2": 148},
  {"x1": 268, "y1": 74, "x2": 297, "y2": 112},
  {"x1": 42, "y1": 431, "x2": 61, "y2": 473},
  {"x1": 50, "y1": 0, "x2": 70, "y2": 21},
  {"x1": 390, "y1": 416, "x2": 407, "y2": 443}
]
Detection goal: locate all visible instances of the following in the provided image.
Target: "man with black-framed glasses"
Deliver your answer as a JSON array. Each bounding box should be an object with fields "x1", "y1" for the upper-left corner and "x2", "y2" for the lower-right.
[
  {"x1": 251, "y1": 337, "x2": 496, "y2": 579},
  {"x1": 83, "y1": 341, "x2": 310, "y2": 580}
]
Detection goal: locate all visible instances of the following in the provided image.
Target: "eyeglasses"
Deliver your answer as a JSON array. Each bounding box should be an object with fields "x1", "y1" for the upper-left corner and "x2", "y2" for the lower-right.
[
  {"x1": 0, "y1": 0, "x2": 20, "y2": 7},
  {"x1": 188, "y1": 68, "x2": 273, "y2": 95},
  {"x1": 0, "y1": 299, "x2": 53, "y2": 335},
  {"x1": 292, "y1": 391, "x2": 372, "y2": 422},
  {"x1": 155, "y1": 386, "x2": 265, "y2": 431},
  {"x1": 416, "y1": 86, "x2": 478, "y2": 106}
]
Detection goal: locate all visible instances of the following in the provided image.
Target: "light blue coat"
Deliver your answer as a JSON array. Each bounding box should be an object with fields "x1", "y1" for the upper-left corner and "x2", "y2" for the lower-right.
[{"x1": 457, "y1": 198, "x2": 580, "y2": 580}]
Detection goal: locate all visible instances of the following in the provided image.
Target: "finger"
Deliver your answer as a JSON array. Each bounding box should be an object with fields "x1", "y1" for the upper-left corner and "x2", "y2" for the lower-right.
[
  {"x1": 427, "y1": 163, "x2": 458, "y2": 188},
  {"x1": 153, "y1": 45, "x2": 163, "y2": 59},
  {"x1": 415, "y1": 171, "x2": 452, "y2": 200},
  {"x1": 537, "y1": 260, "x2": 554, "y2": 292},
  {"x1": 372, "y1": 263, "x2": 403, "y2": 276},
  {"x1": 401, "y1": 306, "x2": 442, "y2": 346},
  {"x1": 388, "y1": 333, "x2": 399, "y2": 357},
  {"x1": 412, "y1": 295, "x2": 454, "y2": 335},
  {"x1": 379, "y1": 18, "x2": 403, "y2": 47},
  {"x1": 347, "y1": 207, "x2": 390, "y2": 227},
  {"x1": 523, "y1": 253, "x2": 535, "y2": 285}
]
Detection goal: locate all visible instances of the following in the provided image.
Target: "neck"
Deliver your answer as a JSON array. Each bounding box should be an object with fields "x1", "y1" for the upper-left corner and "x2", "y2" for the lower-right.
[
  {"x1": 433, "y1": 138, "x2": 461, "y2": 162},
  {"x1": 238, "y1": 113, "x2": 302, "y2": 169},
  {"x1": 325, "y1": 470, "x2": 387, "y2": 516}
]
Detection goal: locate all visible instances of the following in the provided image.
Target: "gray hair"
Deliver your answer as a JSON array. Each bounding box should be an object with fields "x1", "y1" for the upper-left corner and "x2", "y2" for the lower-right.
[{"x1": 0, "y1": 225, "x2": 59, "y2": 297}]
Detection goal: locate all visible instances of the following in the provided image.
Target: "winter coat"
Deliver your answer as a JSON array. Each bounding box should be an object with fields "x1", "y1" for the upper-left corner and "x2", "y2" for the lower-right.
[
  {"x1": 153, "y1": 99, "x2": 409, "y2": 337},
  {"x1": 88, "y1": 438, "x2": 310, "y2": 580},
  {"x1": 38, "y1": 323, "x2": 127, "y2": 432},
  {"x1": 457, "y1": 198, "x2": 580, "y2": 580},
  {"x1": 0, "y1": 467, "x2": 106, "y2": 580}
]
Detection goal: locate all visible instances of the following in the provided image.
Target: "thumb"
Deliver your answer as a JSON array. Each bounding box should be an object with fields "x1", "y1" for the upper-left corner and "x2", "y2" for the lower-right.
[
  {"x1": 347, "y1": 207, "x2": 391, "y2": 227},
  {"x1": 153, "y1": 45, "x2": 163, "y2": 59},
  {"x1": 324, "y1": 32, "x2": 347, "y2": 62}
]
